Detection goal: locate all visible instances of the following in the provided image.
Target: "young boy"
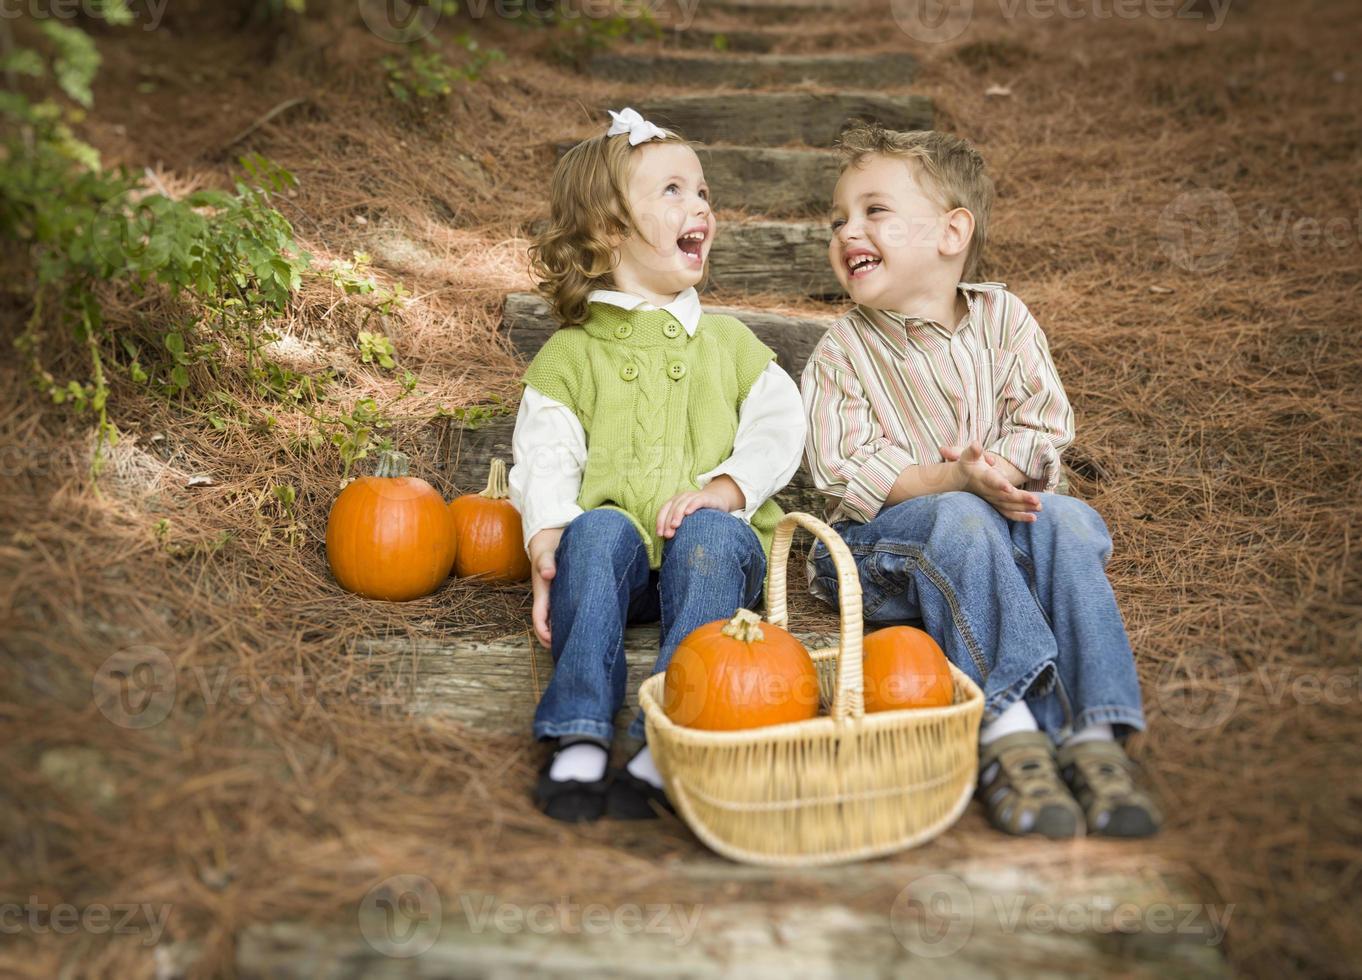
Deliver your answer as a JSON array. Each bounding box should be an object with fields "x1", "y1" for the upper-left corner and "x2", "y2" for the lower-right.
[{"x1": 802, "y1": 124, "x2": 1161, "y2": 839}]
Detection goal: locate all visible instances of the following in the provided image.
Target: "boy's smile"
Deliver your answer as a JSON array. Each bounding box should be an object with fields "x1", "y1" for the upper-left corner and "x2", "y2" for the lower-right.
[{"x1": 845, "y1": 245, "x2": 883, "y2": 279}]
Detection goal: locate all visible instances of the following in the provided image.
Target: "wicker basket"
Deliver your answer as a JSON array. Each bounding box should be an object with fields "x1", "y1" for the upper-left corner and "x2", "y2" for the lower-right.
[{"x1": 637, "y1": 511, "x2": 985, "y2": 867}]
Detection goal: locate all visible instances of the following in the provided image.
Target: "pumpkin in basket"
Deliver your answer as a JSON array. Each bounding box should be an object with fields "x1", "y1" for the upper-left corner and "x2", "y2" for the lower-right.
[
  {"x1": 663, "y1": 609, "x2": 820, "y2": 731},
  {"x1": 448, "y1": 458, "x2": 531, "y2": 582},
  {"x1": 862, "y1": 626, "x2": 954, "y2": 712},
  {"x1": 326, "y1": 449, "x2": 455, "y2": 601}
]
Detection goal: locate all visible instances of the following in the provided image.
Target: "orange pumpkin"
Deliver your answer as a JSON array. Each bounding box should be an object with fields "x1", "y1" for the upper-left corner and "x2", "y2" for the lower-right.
[
  {"x1": 326, "y1": 450, "x2": 455, "y2": 601},
  {"x1": 448, "y1": 458, "x2": 531, "y2": 582},
  {"x1": 664, "y1": 609, "x2": 820, "y2": 731},
  {"x1": 862, "y1": 626, "x2": 955, "y2": 712}
]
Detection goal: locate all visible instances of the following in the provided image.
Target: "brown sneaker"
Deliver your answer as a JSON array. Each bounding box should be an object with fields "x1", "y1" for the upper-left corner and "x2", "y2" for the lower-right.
[
  {"x1": 1057, "y1": 738, "x2": 1163, "y2": 838},
  {"x1": 977, "y1": 731, "x2": 1084, "y2": 839}
]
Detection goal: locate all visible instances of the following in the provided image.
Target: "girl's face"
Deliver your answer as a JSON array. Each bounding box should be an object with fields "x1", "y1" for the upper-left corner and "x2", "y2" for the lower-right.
[{"x1": 614, "y1": 142, "x2": 714, "y2": 301}]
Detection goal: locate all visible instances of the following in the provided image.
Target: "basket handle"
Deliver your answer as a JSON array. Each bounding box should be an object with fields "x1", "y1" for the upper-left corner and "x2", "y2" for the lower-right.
[{"x1": 765, "y1": 511, "x2": 865, "y2": 722}]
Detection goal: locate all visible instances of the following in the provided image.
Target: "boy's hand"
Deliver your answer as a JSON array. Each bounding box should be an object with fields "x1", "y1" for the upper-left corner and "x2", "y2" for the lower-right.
[
  {"x1": 527, "y1": 527, "x2": 564, "y2": 648},
  {"x1": 940, "y1": 441, "x2": 1043, "y2": 523},
  {"x1": 655, "y1": 475, "x2": 746, "y2": 540}
]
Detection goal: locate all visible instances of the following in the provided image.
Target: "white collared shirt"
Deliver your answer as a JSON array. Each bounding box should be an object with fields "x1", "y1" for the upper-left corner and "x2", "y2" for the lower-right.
[{"x1": 508, "y1": 288, "x2": 807, "y2": 550}]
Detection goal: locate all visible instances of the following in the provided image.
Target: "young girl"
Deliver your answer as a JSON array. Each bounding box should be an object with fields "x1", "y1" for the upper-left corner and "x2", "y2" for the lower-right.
[{"x1": 509, "y1": 108, "x2": 806, "y2": 823}]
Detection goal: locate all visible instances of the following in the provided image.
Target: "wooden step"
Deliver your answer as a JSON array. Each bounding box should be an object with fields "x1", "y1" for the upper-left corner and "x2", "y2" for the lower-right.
[
  {"x1": 552, "y1": 142, "x2": 838, "y2": 217},
  {"x1": 635, "y1": 93, "x2": 933, "y2": 147},
  {"x1": 701, "y1": 146, "x2": 838, "y2": 215},
  {"x1": 700, "y1": 0, "x2": 881, "y2": 21},
  {"x1": 709, "y1": 220, "x2": 840, "y2": 296},
  {"x1": 663, "y1": 26, "x2": 777, "y2": 53},
  {"x1": 587, "y1": 51, "x2": 918, "y2": 89},
  {"x1": 236, "y1": 863, "x2": 1230, "y2": 977},
  {"x1": 356, "y1": 624, "x2": 838, "y2": 739}
]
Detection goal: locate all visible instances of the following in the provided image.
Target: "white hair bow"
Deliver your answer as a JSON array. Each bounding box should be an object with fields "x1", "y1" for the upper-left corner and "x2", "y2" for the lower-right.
[{"x1": 606, "y1": 107, "x2": 671, "y2": 146}]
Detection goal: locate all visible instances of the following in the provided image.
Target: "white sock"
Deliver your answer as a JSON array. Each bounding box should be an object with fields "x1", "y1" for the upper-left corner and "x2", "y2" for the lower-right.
[
  {"x1": 1062, "y1": 723, "x2": 1115, "y2": 748},
  {"x1": 548, "y1": 741, "x2": 607, "y2": 782},
  {"x1": 626, "y1": 746, "x2": 664, "y2": 789},
  {"x1": 979, "y1": 700, "x2": 1039, "y2": 746}
]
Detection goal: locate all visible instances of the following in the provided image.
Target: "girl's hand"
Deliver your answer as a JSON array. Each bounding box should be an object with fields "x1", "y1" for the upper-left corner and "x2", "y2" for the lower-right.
[
  {"x1": 655, "y1": 475, "x2": 746, "y2": 539},
  {"x1": 940, "y1": 441, "x2": 1042, "y2": 523},
  {"x1": 527, "y1": 527, "x2": 564, "y2": 648}
]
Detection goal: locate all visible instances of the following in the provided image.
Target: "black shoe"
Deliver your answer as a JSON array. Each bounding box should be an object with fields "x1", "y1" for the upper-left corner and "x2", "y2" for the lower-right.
[
  {"x1": 533, "y1": 753, "x2": 610, "y2": 824},
  {"x1": 606, "y1": 768, "x2": 676, "y2": 820}
]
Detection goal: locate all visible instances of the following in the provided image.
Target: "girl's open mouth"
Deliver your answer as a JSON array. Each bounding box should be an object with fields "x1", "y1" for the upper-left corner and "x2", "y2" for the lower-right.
[
  {"x1": 677, "y1": 229, "x2": 707, "y2": 263},
  {"x1": 846, "y1": 252, "x2": 882, "y2": 279}
]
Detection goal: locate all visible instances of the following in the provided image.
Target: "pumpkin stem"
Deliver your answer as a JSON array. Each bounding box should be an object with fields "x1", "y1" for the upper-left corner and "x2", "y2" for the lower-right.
[
  {"x1": 373, "y1": 450, "x2": 411, "y2": 479},
  {"x1": 720, "y1": 608, "x2": 765, "y2": 644},
  {"x1": 480, "y1": 458, "x2": 511, "y2": 500}
]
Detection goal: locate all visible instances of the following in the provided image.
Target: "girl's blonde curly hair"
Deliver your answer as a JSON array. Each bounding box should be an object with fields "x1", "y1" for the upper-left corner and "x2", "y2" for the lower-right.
[{"x1": 529, "y1": 126, "x2": 690, "y2": 328}]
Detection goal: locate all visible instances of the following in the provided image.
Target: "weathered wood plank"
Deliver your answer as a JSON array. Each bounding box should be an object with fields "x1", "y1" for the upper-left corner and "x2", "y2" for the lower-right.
[
  {"x1": 700, "y1": 0, "x2": 883, "y2": 20},
  {"x1": 708, "y1": 220, "x2": 841, "y2": 296},
  {"x1": 635, "y1": 93, "x2": 933, "y2": 147},
  {"x1": 357, "y1": 625, "x2": 839, "y2": 738},
  {"x1": 237, "y1": 876, "x2": 1230, "y2": 978},
  {"x1": 663, "y1": 27, "x2": 777, "y2": 53},
  {"x1": 552, "y1": 143, "x2": 839, "y2": 217},
  {"x1": 587, "y1": 51, "x2": 919, "y2": 89},
  {"x1": 699, "y1": 146, "x2": 838, "y2": 215}
]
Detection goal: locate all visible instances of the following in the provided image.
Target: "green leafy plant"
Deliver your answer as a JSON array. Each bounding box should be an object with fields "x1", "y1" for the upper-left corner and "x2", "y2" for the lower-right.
[
  {"x1": 544, "y1": 13, "x2": 661, "y2": 67},
  {"x1": 434, "y1": 397, "x2": 510, "y2": 430},
  {"x1": 381, "y1": 35, "x2": 504, "y2": 103},
  {"x1": 2, "y1": 12, "x2": 316, "y2": 475},
  {"x1": 2, "y1": 11, "x2": 435, "y2": 485},
  {"x1": 257, "y1": 482, "x2": 305, "y2": 547},
  {"x1": 357, "y1": 330, "x2": 397, "y2": 370},
  {"x1": 325, "y1": 251, "x2": 407, "y2": 321}
]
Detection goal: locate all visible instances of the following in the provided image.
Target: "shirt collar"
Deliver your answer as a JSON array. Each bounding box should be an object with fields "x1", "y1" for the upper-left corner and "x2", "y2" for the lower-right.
[
  {"x1": 587, "y1": 287, "x2": 702, "y2": 337},
  {"x1": 859, "y1": 281, "x2": 1005, "y2": 338}
]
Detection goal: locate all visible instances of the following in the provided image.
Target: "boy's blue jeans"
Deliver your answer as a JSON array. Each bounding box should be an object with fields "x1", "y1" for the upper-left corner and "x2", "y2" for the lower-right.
[
  {"x1": 533, "y1": 507, "x2": 766, "y2": 745},
  {"x1": 809, "y1": 491, "x2": 1145, "y2": 741}
]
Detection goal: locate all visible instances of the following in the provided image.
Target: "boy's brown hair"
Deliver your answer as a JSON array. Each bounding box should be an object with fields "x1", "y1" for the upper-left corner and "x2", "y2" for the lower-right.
[
  {"x1": 529, "y1": 127, "x2": 691, "y2": 328},
  {"x1": 835, "y1": 124, "x2": 995, "y2": 281}
]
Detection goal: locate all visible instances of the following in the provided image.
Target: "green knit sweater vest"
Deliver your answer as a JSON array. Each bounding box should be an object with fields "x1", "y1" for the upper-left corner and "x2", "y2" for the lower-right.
[{"x1": 522, "y1": 302, "x2": 782, "y2": 568}]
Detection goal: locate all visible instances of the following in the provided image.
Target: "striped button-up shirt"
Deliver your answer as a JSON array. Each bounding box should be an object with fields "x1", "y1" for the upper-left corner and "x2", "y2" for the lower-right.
[{"x1": 801, "y1": 282, "x2": 1074, "y2": 525}]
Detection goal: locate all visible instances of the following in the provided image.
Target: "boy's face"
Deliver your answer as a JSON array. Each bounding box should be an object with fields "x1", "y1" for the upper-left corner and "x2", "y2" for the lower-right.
[
  {"x1": 828, "y1": 154, "x2": 959, "y2": 309},
  {"x1": 616, "y1": 142, "x2": 714, "y2": 298}
]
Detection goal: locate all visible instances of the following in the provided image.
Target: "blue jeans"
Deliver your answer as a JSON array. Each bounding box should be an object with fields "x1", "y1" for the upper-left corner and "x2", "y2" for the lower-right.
[
  {"x1": 810, "y1": 491, "x2": 1145, "y2": 741},
  {"x1": 533, "y1": 507, "x2": 766, "y2": 744}
]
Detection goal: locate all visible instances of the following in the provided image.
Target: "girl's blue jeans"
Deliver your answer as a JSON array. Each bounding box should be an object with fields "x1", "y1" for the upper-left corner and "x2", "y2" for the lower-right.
[
  {"x1": 532, "y1": 507, "x2": 766, "y2": 745},
  {"x1": 809, "y1": 491, "x2": 1145, "y2": 741}
]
